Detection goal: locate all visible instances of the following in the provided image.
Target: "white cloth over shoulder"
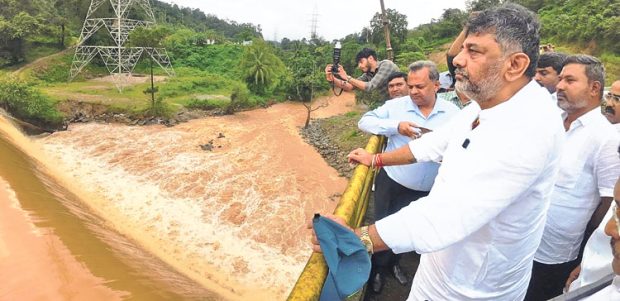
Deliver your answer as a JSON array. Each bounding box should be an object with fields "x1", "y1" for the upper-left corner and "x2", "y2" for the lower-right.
[
  {"x1": 375, "y1": 81, "x2": 565, "y2": 300},
  {"x1": 569, "y1": 205, "x2": 615, "y2": 292}
]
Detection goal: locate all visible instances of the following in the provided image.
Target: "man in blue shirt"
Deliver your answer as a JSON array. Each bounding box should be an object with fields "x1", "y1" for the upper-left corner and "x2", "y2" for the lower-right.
[{"x1": 358, "y1": 60, "x2": 459, "y2": 294}]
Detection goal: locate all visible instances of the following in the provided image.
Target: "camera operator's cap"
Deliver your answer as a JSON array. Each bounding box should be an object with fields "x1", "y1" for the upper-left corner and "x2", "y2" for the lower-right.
[
  {"x1": 439, "y1": 71, "x2": 454, "y2": 89},
  {"x1": 313, "y1": 214, "x2": 371, "y2": 301}
]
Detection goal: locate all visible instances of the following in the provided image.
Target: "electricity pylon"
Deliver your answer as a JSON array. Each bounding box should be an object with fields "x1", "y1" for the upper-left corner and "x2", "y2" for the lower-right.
[{"x1": 69, "y1": 0, "x2": 175, "y2": 91}]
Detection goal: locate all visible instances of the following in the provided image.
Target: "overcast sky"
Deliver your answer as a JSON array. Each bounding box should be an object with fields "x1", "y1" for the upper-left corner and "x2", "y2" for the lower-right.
[{"x1": 163, "y1": 0, "x2": 468, "y2": 41}]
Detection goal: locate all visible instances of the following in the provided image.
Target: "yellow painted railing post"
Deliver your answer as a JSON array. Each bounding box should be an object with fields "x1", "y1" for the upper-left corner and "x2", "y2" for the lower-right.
[{"x1": 287, "y1": 135, "x2": 385, "y2": 301}]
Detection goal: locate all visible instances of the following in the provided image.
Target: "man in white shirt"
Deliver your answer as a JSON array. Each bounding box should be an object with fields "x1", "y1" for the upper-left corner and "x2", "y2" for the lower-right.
[
  {"x1": 526, "y1": 55, "x2": 620, "y2": 301},
  {"x1": 358, "y1": 62, "x2": 458, "y2": 293},
  {"x1": 581, "y1": 161, "x2": 620, "y2": 300},
  {"x1": 559, "y1": 172, "x2": 620, "y2": 300},
  {"x1": 310, "y1": 4, "x2": 566, "y2": 300}
]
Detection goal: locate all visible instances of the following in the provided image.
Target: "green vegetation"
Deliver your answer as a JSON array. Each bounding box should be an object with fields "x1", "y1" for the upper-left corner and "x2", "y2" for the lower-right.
[
  {"x1": 239, "y1": 39, "x2": 286, "y2": 96},
  {"x1": 0, "y1": 77, "x2": 62, "y2": 127},
  {"x1": 319, "y1": 111, "x2": 370, "y2": 152},
  {"x1": 0, "y1": 0, "x2": 618, "y2": 128}
]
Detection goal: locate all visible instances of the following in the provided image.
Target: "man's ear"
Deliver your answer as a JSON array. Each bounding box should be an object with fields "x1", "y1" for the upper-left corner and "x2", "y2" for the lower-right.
[
  {"x1": 590, "y1": 81, "x2": 602, "y2": 99},
  {"x1": 504, "y1": 53, "x2": 530, "y2": 82}
]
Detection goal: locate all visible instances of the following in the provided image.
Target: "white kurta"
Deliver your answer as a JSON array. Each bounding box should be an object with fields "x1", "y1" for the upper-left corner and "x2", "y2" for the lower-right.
[
  {"x1": 535, "y1": 108, "x2": 620, "y2": 264},
  {"x1": 569, "y1": 206, "x2": 615, "y2": 292},
  {"x1": 375, "y1": 81, "x2": 566, "y2": 300}
]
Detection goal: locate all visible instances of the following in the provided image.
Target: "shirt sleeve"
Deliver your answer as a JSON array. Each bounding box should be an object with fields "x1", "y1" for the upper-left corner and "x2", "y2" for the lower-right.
[
  {"x1": 365, "y1": 61, "x2": 397, "y2": 92},
  {"x1": 594, "y1": 133, "x2": 620, "y2": 197},
  {"x1": 357, "y1": 101, "x2": 400, "y2": 136},
  {"x1": 376, "y1": 123, "x2": 558, "y2": 254},
  {"x1": 408, "y1": 103, "x2": 479, "y2": 163}
]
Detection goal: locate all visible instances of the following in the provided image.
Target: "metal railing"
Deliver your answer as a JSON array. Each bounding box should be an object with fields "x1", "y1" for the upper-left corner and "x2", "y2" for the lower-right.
[{"x1": 287, "y1": 135, "x2": 385, "y2": 301}]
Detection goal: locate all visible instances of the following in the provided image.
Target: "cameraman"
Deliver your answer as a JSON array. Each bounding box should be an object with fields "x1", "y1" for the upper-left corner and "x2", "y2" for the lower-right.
[{"x1": 325, "y1": 47, "x2": 399, "y2": 102}]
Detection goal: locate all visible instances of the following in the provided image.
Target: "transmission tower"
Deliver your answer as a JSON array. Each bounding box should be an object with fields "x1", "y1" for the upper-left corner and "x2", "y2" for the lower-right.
[
  {"x1": 69, "y1": 0, "x2": 175, "y2": 91},
  {"x1": 309, "y1": 5, "x2": 319, "y2": 40}
]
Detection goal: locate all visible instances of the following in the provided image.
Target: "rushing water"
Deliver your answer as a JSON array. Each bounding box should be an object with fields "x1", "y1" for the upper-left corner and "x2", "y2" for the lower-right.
[
  {"x1": 0, "y1": 95, "x2": 353, "y2": 300},
  {"x1": 0, "y1": 115, "x2": 219, "y2": 300}
]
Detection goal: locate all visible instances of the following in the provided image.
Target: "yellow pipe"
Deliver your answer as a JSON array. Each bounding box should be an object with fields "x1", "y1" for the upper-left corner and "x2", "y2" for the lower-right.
[{"x1": 287, "y1": 135, "x2": 384, "y2": 301}]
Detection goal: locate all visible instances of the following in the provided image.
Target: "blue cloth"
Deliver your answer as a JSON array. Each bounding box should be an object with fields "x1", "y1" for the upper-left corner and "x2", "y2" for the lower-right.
[
  {"x1": 358, "y1": 96, "x2": 459, "y2": 190},
  {"x1": 313, "y1": 215, "x2": 371, "y2": 301}
]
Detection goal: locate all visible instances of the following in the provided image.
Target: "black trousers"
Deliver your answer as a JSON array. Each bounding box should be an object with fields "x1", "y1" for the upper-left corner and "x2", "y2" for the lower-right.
[
  {"x1": 372, "y1": 168, "x2": 429, "y2": 271},
  {"x1": 524, "y1": 258, "x2": 580, "y2": 301}
]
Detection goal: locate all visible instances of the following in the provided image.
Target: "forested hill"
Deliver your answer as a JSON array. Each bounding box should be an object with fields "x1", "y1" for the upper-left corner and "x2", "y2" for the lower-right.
[
  {"x1": 0, "y1": 0, "x2": 617, "y2": 131},
  {"x1": 0, "y1": 0, "x2": 262, "y2": 66}
]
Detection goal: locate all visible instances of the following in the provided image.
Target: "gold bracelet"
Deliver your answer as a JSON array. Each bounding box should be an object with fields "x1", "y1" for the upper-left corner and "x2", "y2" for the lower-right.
[{"x1": 359, "y1": 226, "x2": 374, "y2": 254}]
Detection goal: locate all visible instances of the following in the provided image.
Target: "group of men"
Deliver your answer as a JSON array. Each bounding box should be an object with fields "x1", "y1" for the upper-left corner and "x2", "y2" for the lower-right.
[{"x1": 316, "y1": 3, "x2": 620, "y2": 301}]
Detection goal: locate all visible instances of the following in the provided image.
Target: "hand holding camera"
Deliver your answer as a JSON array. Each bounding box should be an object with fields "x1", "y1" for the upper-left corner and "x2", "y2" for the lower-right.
[
  {"x1": 326, "y1": 41, "x2": 349, "y2": 82},
  {"x1": 331, "y1": 41, "x2": 343, "y2": 80}
]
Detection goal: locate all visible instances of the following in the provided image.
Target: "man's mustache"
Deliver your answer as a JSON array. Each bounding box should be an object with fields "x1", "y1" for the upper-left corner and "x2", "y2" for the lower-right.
[
  {"x1": 604, "y1": 105, "x2": 615, "y2": 115},
  {"x1": 557, "y1": 91, "x2": 566, "y2": 101},
  {"x1": 455, "y1": 69, "x2": 469, "y2": 80}
]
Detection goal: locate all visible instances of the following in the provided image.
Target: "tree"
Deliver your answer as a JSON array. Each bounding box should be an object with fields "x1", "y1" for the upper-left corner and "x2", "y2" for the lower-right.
[
  {"x1": 129, "y1": 25, "x2": 172, "y2": 114},
  {"x1": 466, "y1": 0, "x2": 504, "y2": 12},
  {"x1": 369, "y1": 8, "x2": 408, "y2": 48},
  {"x1": 286, "y1": 46, "x2": 328, "y2": 127},
  {"x1": 239, "y1": 39, "x2": 285, "y2": 95},
  {"x1": 0, "y1": 11, "x2": 41, "y2": 64}
]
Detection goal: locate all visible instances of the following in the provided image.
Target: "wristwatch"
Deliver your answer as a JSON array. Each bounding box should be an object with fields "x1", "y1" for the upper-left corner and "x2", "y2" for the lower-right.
[
  {"x1": 346, "y1": 75, "x2": 352, "y2": 81},
  {"x1": 359, "y1": 226, "x2": 374, "y2": 254}
]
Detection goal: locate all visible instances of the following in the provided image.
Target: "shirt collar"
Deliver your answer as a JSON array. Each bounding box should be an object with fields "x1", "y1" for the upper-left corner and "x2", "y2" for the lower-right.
[
  {"x1": 575, "y1": 107, "x2": 604, "y2": 127},
  {"x1": 404, "y1": 96, "x2": 446, "y2": 116},
  {"x1": 562, "y1": 106, "x2": 603, "y2": 131},
  {"x1": 367, "y1": 60, "x2": 383, "y2": 76},
  {"x1": 478, "y1": 80, "x2": 540, "y2": 123}
]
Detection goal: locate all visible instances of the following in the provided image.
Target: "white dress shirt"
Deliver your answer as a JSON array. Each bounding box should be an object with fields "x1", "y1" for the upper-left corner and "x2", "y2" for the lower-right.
[
  {"x1": 569, "y1": 205, "x2": 615, "y2": 292},
  {"x1": 358, "y1": 96, "x2": 459, "y2": 190},
  {"x1": 535, "y1": 109, "x2": 620, "y2": 264},
  {"x1": 375, "y1": 80, "x2": 565, "y2": 300}
]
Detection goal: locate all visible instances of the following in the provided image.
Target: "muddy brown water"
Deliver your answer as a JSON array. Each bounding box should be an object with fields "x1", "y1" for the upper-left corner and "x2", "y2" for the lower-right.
[
  {"x1": 0, "y1": 116, "x2": 219, "y2": 300},
  {"x1": 0, "y1": 93, "x2": 356, "y2": 300}
]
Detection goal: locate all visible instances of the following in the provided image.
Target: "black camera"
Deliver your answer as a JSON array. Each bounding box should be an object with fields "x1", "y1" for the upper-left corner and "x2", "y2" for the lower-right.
[{"x1": 331, "y1": 41, "x2": 343, "y2": 80}]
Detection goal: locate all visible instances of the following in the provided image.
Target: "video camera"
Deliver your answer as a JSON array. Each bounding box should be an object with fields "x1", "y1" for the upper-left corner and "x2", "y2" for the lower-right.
[{"x1": 331, "y1": 41, "x2": 343, "y2": 80}]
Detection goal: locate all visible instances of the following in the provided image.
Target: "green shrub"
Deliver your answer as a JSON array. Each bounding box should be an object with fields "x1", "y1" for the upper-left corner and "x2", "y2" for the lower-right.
[
  {"x1": 144, "y1": 97, "x2": 173, "y2": 118},
  {"x1": 0, "y1": 76, "x2": 63, "y2": 127},
  {"x1": 186, "y1": 97, "x2": 230, "y2": 110},
  {"x1": 159, "y1": 68, "x2": 242, "y2": 98},
  {"x1": 600, "y1": 53, "x2": 620, "y2": 86}
]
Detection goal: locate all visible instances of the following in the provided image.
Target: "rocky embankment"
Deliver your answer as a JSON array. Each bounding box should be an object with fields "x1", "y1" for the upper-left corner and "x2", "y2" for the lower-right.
[
  {"x1": 300, "y1": 119, "x2": 354, "y2": 178},
  {"x1": 59, "y1": 100, "x2": 226, "y2": 127}
]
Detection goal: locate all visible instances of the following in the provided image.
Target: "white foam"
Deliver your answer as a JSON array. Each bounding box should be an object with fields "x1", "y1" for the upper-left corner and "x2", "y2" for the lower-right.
[{"x1": 39, "y1": 120, "x2": 338, "y2": 298}]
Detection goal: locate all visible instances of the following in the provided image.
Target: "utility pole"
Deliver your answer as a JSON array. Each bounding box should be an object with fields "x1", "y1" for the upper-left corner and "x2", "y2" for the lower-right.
[{"x1": 379, "y1": 0, "x2": 393, "y2": 61}]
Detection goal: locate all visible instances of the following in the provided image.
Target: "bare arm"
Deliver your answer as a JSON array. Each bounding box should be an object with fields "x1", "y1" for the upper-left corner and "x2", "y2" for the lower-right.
[
  {"x1": 325, "y1": 64, "x2": 356, "y2": 92},
  {"x1": 584, "y1": 197, "x2": 613, "y2": 242},
  {"x1": 347, "y1": 143, "x2": 416, "y2": 167},
  {"x1": 447, "y1": 28, "x2": 467, "y2": 59}
]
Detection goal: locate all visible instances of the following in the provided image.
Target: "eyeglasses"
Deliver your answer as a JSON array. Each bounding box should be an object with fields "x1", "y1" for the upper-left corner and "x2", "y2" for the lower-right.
[{"x1": 605, "y1": 92, "x2": 620, "y2": 103}]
